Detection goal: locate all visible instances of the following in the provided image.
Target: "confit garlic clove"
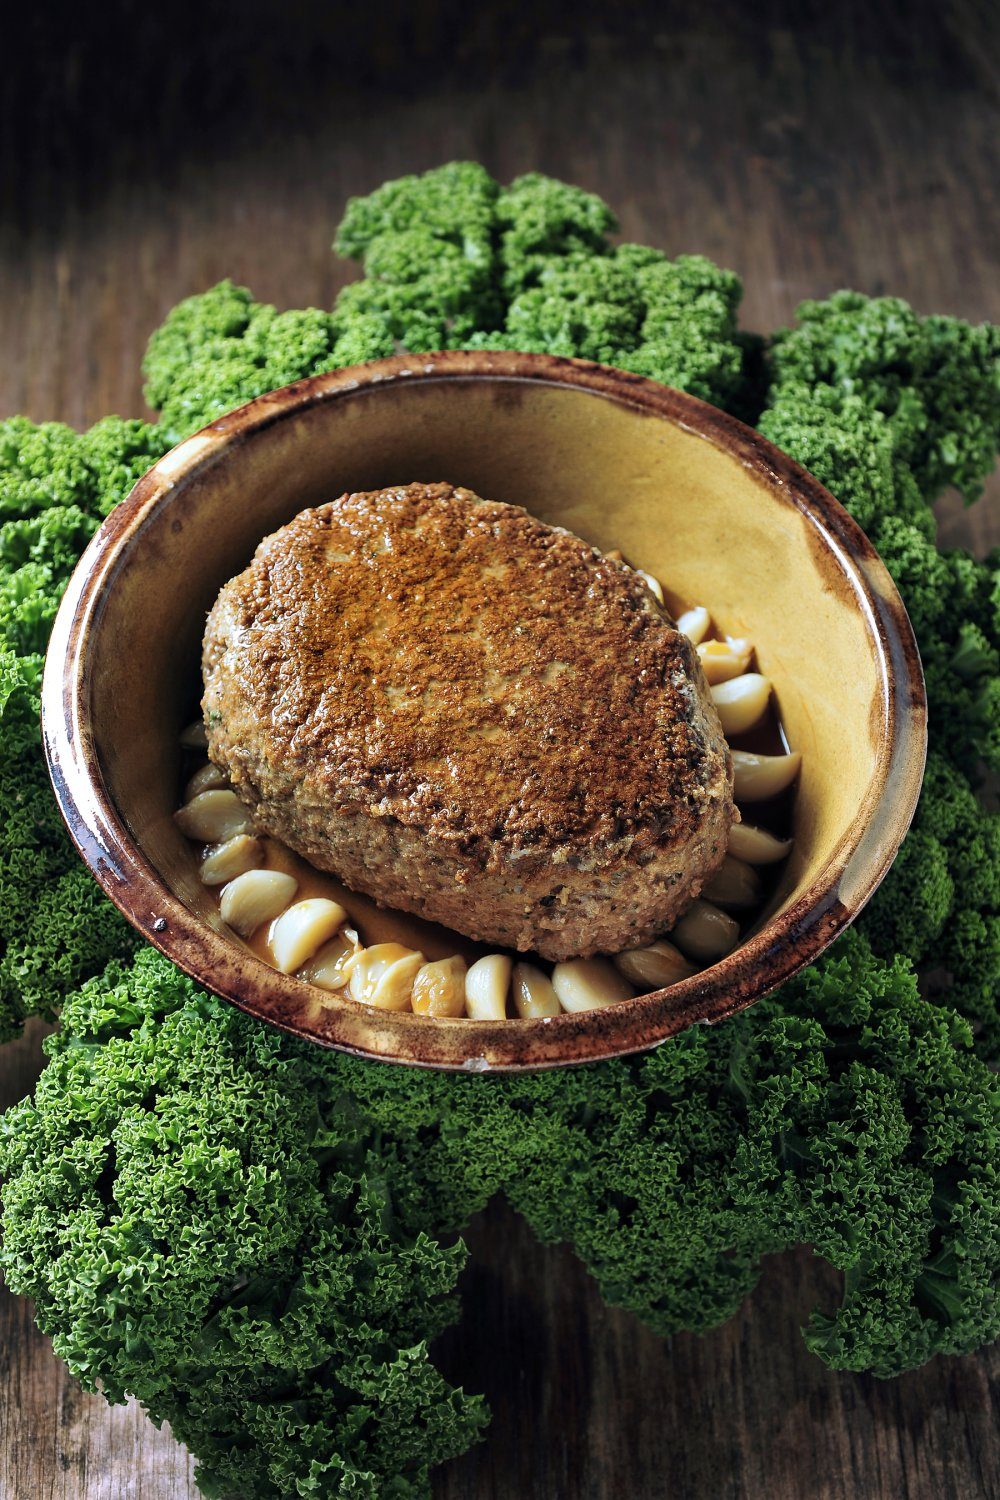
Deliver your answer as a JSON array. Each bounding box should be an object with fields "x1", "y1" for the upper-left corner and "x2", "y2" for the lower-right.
[
  {"x1": 411, "y1": 955, "x2": 468, "y2": 1017},
  {"x1": 220, "y1": 869, "x2": 298, "y2": 938},
  {"x1": 512, "y1": 962, "x2": 562, "y2": 1018},
  {"x1": 303, "y1": 927, "x2": 362, "y2": 991},
  {"x1": 671, "y1": 899, "x2": 739, "y2": 961},
  {"x1": 179, "y1": 719, "x2": 209, "y2": 750},
  {"x1": 348, "y1": 943, "x2": 424, "y2": 1010},
  {"x1": 727, "y1": 822, "x2": 793, "y2": 865},
  {"x1": 710, "y1": 673, "x2": 772, "y2": 737},
  {"x1": 269, "y1": 897, "x2": 348, "y2": 973},
  {"x1": 175, "y1": 789, "x2": 252, "y2": 842},
  {"x1": 676, "y1": 606, "x2": 711, "y2": 645},
  {"x1": 551, "y1": 957, "x2": 633, "y2": 1013},
  {"x1": 702, "y1": 854, "x2": 762, "y2": 910},
  {"x1": 185, "y1": 761, "x2": 229, "y2": 800},
  {"x1": 199, "y1": 834, "x2": 263, "y2": 887},
  {"x1": 697, "y1": 638, "x2": 754, "y2": 685},
  {"x1": 636, "y1": 569, "x2": 665, "y2": 606},
  {"x1": 465, "y1": 954, "x2": 512, "y2": 1020},
  {"x1": 613, "y1": 940, "x2": 695, "y2": 990},
  {"x1": 732, "y1": 749, "x2": 802, "y2": 803}
]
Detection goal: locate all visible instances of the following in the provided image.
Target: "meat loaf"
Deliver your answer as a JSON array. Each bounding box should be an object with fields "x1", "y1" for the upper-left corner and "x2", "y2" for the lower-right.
[{"x1": 202, "y1": 482, "x2": 734, "y2": 961}]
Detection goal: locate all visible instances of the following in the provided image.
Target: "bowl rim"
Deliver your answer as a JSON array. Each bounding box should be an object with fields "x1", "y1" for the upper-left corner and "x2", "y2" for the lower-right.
[{"x1": 41, "y1": 349, "x2": 927, "y2": 1071}]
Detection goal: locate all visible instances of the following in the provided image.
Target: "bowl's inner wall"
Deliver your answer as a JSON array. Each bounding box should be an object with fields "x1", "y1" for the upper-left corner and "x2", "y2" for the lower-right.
[{"x1": 89, "y1": 377, "x2": 884, "y2": 966}]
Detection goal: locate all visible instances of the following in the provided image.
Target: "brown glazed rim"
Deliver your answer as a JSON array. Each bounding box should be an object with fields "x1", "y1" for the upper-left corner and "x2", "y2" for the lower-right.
[{"x1": 42, "y1": 351, "x2": 927, "y2": 1071}]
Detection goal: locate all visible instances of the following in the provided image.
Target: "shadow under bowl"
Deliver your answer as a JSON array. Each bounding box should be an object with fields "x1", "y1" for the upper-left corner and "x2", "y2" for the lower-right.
[{"x1": 41, "y1": 352, "x2": 927, "y2": 1070}]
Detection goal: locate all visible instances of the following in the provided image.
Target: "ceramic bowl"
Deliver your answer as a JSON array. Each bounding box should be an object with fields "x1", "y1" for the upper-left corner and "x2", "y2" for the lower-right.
[{"x1": 42, "y1": 352, "x2": 926, "y2": 1070}]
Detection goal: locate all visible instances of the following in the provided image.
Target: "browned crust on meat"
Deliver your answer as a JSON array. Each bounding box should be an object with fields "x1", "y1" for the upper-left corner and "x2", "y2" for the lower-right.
[{"x1": 203, "y1": 483, "x2": 734, "y2": 957}]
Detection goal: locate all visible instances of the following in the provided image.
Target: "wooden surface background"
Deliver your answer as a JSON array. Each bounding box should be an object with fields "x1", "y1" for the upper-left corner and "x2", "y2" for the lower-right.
[{"x1": 1, "y1": 3, "x2": 998, "y2": 1496}]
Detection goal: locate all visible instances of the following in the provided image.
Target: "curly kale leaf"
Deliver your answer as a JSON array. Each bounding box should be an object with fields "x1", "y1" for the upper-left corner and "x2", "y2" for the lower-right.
[
  {"x1": 145, "y1": 166, "x2": 755, "y2": 439},
  {"x1": 0, "y1": 948, "x2": 486, "y2": 1500},
  {"x1": 768, "y1": 291, "x2": 1000, "y2": 502},
  {"x1": 729, "y1": 936, "x2": 999, "y2": 1376},
  {"x1": 5, "y1": 931, "x2": 997, "y2": 1491},
  {"x1": 0, "y1": 414, "x2": 169, "y2": 522},
  {"x1": 0, "y1": 648, "x2": 138, "y2": 1039},
  {"x1": 757, "y1": 385, "x2": 934, "y2": 540},
  {"x1": 335, "y1": 162, "x2": 503, "y2": 346},
  {"x1": 336, "y1": 161, "x2": 501, "y2": 264},
  {"x1": 759, "y1": 290, "x2": 999, "y2": 1056},
  {"x1": 0, "y1": 417, "x2": 168, "y2": 1039},
  {"x1": 142, "y1": 283, "x2": 394, "y2": 443},
  {"x1": 494, "y1": 171, "x2": 617, "y2": 294},
  {"x1": 864, "y1": 748, "x2": 1000, "y2": 977}
]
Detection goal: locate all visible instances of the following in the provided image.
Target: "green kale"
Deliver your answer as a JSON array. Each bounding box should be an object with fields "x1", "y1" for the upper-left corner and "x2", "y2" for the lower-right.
[
  {"x1": 729, "y1": 937, "x2": 999, "y2": 1376},
  {"x1": 501, "y1": 254, "x2": 644, "y2": 361},
  {"x1": 759, "y1": 291, "x2": 1000, "y2": 1053},
  {"x1": 0, "y1": 414, "x2": 169, "y2": 521},
  {"x1": 930, "y1": 912, "x2": 1000, "y2": 1062},
  {"x1": 4, "y1": 932, "x2": 996, "y2": 1500},
  {"x1": 768, "y1": 291, "x2": 1000, "y2": 502},
  {"x1": 488, "y1": 243, "x2": 748, "y2": 409},
  {"x1": 336, "y1": 161, "x2": 500, "y2": 264},
  {"x1": 334, "y1": 163, "x2": 504, "y2": 351},
  {"x1": 859, "y1": 523, "x2": 1000, "y2": 775},
  {"x1": 141, "y1": 279, "x2": 258, "y2": 413},
  {"x1": 917, "y1": 315, "x2": 1000, "y2": 500},
  {"x1": 862, "y1": 751, "x2": 1000, "y2": 992},
  {"x1": 0, "y1": 648, "x2": 138, "y2": 1039},
  {"x1": 343, "y1": 930, "x2": 1000, "y2": 1379},
  {"x1": 338, "y1": 169, "x2": 753, "y2": 409},
  {"x1": 0, "y1": 414, "x2": 170, "y2": 525},
  {"x1": 0, "y1": 562, "x2": 61, "y2": 656},
  {"x1": 757, "y1": 385, "x2": 934, "y2": 539},
  {"x1": 0, "y1": 948, "x2": 486, "y2": 1498},
  {"x1": 142, "y1": 285, "x2": 389, "y2": 443},
  {"x1": 0, "y1": 164, "x2": 998, "y2": 1498},
  {"x1": 0, "y1": 417, "x2": 97, "y2": 519},
  {"x1": 145, "y1": 166, "x2": 755, "y2": 441},
  {"x1": 494, "y1": 171, "x2": 617, "y2": 294},
  {"x1": 80, "y1": 416, "x2": 175, "y2": 516},
  {"x1": 862, "y1": 829, "x2": 954, "y2": 964},
  {"x1": 870, "y1": 517, "x2": 951, "y2": 637},
  {"x1": 0, "y1": 503, "x2": 97, "y2": 575},
  {"x1": 0, "y1": 417, "x2": 169, "y2": 1040},
  {"x1": 615, "y1": 250, "x2": 747, "y2": 407},
  {"x1": 334, "y1": 232, "x2": 496, "y2": 351}
]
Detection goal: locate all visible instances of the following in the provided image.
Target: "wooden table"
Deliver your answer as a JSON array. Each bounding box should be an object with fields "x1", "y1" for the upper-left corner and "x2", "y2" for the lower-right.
[{"x1": 1, "y1": 5, "x2": 997, "y2": 1496}]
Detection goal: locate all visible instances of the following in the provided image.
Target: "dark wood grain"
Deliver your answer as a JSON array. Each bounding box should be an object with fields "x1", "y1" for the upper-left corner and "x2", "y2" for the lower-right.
[
  {"x1": 1, "y1": 4, "x2": 997, "y2": 1496},
  {"x1": 434, "y1": 1208, "x2": 1000, "y2": 1500}
]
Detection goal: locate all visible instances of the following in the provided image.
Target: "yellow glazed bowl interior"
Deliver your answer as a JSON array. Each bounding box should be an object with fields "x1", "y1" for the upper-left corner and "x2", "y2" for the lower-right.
[{"x1": 42, "y1": 352, "x2": 926, "y2": 1069}]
